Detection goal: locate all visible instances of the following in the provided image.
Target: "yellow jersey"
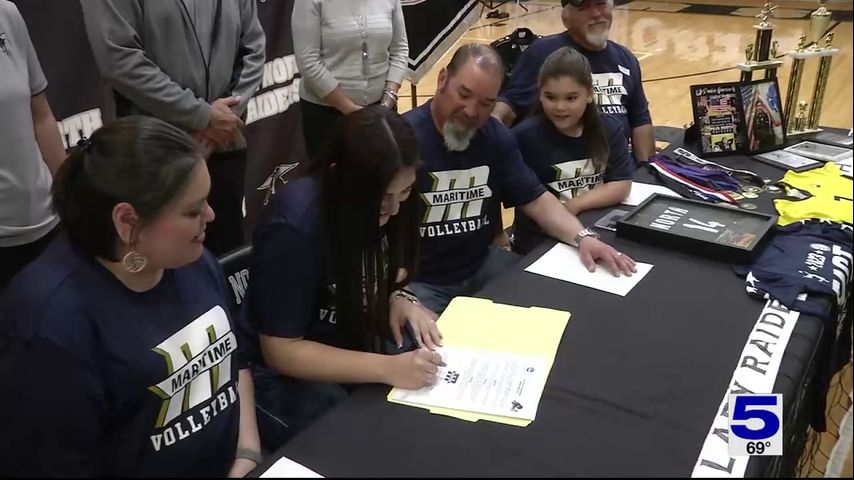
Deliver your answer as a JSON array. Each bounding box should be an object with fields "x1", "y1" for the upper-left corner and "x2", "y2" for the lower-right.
[{"x1": 774, "y1": 163, "x2": 853, "y2": 226}]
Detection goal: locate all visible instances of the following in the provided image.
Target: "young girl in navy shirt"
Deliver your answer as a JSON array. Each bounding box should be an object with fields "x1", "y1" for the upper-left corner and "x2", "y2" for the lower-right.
[{"x1": 511, "y1": 46, "x2": 634, "y2": 254}]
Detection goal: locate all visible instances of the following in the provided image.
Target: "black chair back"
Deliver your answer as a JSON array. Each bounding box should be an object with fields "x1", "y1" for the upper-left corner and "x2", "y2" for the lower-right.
[{"x1": 218, "y1": 245, "x2": 252, "y2": 307}]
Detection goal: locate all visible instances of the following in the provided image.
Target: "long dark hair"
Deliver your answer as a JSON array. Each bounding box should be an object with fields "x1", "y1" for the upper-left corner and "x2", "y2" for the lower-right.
[
  {"x1": 52, "y1": 116, "x2": 201, "y2": 261},
  {"x1": 533, "y1": 46, "x2": 609, "y2": 170},
  {"x1": 310, "y1": 106, "x2": 421, "y2": 352}
]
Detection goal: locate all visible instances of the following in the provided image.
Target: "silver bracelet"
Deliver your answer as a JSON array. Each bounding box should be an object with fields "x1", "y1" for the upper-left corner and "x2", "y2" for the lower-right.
[
  {"x1": 381, "y1": 90, "x2": 398, "y2": 109},
  {"x1": 235, "y1": 448, "x2": 263, "y2": 464},
  {"x1": 390, "y1": 288, "x2": 419, "y2": 305},
  {"x1": 382, "y1": 88, "x2": 399, "y2": 100}
]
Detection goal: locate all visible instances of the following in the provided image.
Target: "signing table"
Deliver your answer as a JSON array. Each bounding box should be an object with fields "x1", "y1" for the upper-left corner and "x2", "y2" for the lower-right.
[{"x1": 256, "y1": 134, "x2": 850, "y2": 477}]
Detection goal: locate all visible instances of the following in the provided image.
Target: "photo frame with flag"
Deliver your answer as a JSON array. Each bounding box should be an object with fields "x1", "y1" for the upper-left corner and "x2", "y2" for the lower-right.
[{"x1": 689, "y1": 81, "x2": 748, "y2": 157}]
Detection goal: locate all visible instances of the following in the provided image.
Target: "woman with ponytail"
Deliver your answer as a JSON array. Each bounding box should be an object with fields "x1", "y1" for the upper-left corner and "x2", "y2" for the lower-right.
[
  {"x1": 511, "y1": 46, "x2": 634, "y2": 255},
  {"x1": 0, "y1": 116, "x2": 261, "y2": 477}
]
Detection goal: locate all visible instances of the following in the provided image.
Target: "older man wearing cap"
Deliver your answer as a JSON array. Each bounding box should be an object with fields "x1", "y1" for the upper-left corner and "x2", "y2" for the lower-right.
[{"x1": 492, "y1": 0, "x2": 654, "y2": 163}]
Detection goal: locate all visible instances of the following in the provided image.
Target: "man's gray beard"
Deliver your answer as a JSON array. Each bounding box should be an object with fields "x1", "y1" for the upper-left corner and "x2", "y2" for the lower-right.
[
  {"x1": 443, "y1": 120, "x2": 475, "y2": 152},
  {"x1": 584, "y1": 26, "x2": 610, "y2": 50}
]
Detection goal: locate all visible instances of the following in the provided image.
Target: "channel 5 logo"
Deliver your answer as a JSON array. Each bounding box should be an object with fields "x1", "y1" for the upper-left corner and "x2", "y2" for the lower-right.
[{"x1": 728, "y1": 394, "x2": 783, "y2": 456}]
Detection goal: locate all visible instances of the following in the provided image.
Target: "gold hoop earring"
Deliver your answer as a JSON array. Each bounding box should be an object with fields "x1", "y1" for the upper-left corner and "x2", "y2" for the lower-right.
[{"x1": 122, "y1": 250, "x2": 148, "y2": 273}]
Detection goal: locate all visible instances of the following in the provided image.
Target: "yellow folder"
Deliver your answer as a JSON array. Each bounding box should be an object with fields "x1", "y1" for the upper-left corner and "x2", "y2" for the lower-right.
[{"x1": 387, "y1": 297, "x2": 570, "y2": 426}]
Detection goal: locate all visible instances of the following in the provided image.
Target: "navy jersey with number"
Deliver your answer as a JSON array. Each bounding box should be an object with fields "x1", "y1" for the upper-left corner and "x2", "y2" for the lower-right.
[{"x1": 734, "y1": 220, "x2": 853, "y2": 319}]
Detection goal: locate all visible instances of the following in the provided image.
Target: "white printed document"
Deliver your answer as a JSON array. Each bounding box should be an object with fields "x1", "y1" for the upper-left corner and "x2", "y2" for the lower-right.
[{"x1": 388, "y1": 346, "x2": 549, "y2": 421}]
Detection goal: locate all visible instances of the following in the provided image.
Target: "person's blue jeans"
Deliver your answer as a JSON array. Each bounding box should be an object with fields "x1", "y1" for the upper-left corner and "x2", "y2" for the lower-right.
[
  {"x1": 409, "y1": 247, "x2": 521, "y2": 314},
  {"x1": 252, "y1": 365, "x2": 349, "y2": 452}
]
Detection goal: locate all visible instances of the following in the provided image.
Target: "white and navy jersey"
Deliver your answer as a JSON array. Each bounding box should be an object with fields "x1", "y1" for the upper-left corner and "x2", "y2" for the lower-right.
[
  {"x1": 0, "y1": 238, "x2": 244, "y2": 476},
  {"x1": 734, "y1": 220, "x2": 853, "y2": 320}
]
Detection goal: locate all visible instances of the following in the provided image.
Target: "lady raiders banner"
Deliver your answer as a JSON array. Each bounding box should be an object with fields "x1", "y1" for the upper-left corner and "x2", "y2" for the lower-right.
[
  {"x1": 402, "y1": 0, "x2": 483, "y2": 84},
  {"x1": 691, "y1": 300, "x2": 800, "y2": 477},
  {"x1": 243, "y1": 0, "x2": 305, "y2": 233}
]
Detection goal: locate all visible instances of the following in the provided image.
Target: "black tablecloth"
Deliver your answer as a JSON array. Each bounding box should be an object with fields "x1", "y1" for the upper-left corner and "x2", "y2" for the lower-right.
[{"x1": 256, "y1": 135, "x2": 848, "y2": 477}]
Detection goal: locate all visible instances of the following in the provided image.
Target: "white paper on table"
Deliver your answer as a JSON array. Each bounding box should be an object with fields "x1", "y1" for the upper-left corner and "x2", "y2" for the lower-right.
[
  {"x1": 524, "y1": 243, "x2": 653, "y2": 296},
  {"x1": 388, "y1": 346, "x2": 549, "y2": 421},
  {"x1": 622, "y1": 182, "x2": 680, "y2": 206},
  {"x1": 260, "y1": 456, "x2": 323, "y2": 478}
]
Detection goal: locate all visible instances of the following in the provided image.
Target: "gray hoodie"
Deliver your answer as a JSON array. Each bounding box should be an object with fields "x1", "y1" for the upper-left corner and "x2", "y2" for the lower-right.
[{"x1": 80, "y1": 0, "x2": 265, "y2": 147}]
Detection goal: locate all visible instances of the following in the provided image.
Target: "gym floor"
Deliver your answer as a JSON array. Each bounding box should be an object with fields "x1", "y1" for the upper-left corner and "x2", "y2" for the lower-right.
[{"x1": 397, "y1": 0, "x2": 853, "y2": 130}]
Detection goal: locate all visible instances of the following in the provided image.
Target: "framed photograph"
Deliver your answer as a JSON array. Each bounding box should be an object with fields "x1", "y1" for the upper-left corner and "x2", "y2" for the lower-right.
[
  {"x1": 740, "y1": 78, "x2": 787, "y2": 154},
  {"x1": 784, "y1": 141, "x2": 854, "y2": 163},
  {"x1": 616, "y1": 194, "x2": 777, "y2": 263},
  {"x1": 689, "y1": 82, "x2": 746, "y2": 156},
  {"x1": 752, "y1": 149, "x2": 822, "y2": 172},
  {"x1": 808, "y1": 130, "x2": 854, "y2": 149}
]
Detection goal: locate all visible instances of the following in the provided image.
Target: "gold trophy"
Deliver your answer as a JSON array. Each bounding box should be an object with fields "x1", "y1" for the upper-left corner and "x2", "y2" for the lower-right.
[
  {"x1": 783, "y1": 1, "x2": 839, "y2": 134},
  {"x1": 809, "y1": 0, "x2": 832, "y2": 50},
  {"x1": 794, "y1": 101, "x2": 808, "y2": 133},
  {"x1": 737, "y1": 2, "x2": 784, "y2": 82}
]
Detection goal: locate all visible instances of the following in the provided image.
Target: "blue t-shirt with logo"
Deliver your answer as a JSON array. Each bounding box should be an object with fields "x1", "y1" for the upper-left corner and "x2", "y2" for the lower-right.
[
  {"x1": 248, "y1": 177, "x2": 339, "y2": 348},
  {"x1": 0, "y1": 238, "x2": 243, "y2": 476},
  {"x1": 511, "y1": 113, "x2": 635, "y2": 254},
  {"x1": 404, "y1": 101, "x2": 547, "y2": 285},
  {"x1": 499, "y1": 33, "x2": 651, "y2": 138},
  {"x1": 248, "y1": 176, "x2": 416, "y2": 357}
]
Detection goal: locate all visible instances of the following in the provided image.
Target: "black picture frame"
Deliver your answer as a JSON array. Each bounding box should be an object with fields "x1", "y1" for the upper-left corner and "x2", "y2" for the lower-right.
[
  {"x1": 784, "y1": 140, "x2": 854, "y2": 163},
  {"x1": 739, "y1": 78, "x2": 787, "y2": 154},
  {"x1": 689, "y1": 82, "x2": 746, "y2": 156},
  {"x1": 616, "y1": 194, "x2": 778, "y2": 264}
]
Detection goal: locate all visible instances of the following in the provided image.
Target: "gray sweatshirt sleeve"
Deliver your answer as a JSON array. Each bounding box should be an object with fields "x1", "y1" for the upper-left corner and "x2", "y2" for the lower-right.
[
  {"x1": 229, "y1": 0, "x2": 266, "y2": 117},
  {"x1": 79, "y1": 0, "x2": 211, "y2": 131},
  {"x1": 292, "y1": 0, "x2": 339, "y2": 100},
  {"x1": 385, "y1": 0, "x2": 408, "y2": 85}
]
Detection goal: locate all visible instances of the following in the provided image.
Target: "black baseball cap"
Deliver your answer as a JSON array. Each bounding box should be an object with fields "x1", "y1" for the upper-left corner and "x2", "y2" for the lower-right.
[{"x1": 561, "y1": 0, "x2": 587, "y2": 7}]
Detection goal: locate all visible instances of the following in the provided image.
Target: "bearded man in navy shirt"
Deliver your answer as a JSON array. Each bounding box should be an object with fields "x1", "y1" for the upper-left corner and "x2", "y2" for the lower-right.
[
  {"x1": 404, "y1": 44, "x2": 636, "y2": 314},
  {"x1": 492, "y1": 0, "x2": 655, "y2": 163}
]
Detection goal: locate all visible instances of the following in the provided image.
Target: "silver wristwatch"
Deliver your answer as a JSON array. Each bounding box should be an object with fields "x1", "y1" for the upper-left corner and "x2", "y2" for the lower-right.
[{"x1": 571, "y1": 227, "x2": 600, "y2": 248}]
